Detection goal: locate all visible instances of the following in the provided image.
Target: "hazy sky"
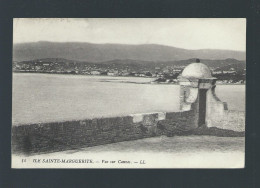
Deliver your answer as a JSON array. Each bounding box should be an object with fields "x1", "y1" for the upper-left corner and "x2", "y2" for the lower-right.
[{"x1": 13, "y1": 18, "x2": 246, "y2": 51}]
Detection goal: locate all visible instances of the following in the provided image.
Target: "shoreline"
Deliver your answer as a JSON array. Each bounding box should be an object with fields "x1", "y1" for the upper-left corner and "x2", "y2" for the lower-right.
[{"x1": 13, "y1": 72, "x2": 246, "y2": 85}]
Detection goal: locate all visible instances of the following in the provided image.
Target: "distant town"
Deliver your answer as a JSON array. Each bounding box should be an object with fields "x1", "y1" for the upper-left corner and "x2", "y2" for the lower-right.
[{"x1": 13, "y1": 58, "x2": 246, "y2": 84}]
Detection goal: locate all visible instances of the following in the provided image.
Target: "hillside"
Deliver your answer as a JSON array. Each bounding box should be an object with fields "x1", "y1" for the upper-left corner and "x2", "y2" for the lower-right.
[
  {"x1": 16, "y1": 58, "x2": 246, "y2": 68},
  {"x1": 153, "y1": 58, "x2": 245, "y2": 69},
  {"x1": 14, "y1": 58, "x2": 246, "y2": 73},
  {"x1": 214, "y1": 62, "x2": 246, "y2": 73},
  {"x1": 13, "y1": 41, "x2": 246, "y2": 62}
]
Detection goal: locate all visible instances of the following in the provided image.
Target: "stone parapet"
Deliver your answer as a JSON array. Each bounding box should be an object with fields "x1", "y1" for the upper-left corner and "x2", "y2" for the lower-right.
[{"x1": 12, "y1": 110, "x2": 199, "y2": 155}]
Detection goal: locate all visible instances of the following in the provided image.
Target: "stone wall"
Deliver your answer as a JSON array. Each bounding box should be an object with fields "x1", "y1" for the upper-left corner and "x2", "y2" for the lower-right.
[
  {"x1": 205, "y1": 86, "x2": 245, "y2": 132},
  {"x1": 207, "y1": 110, "x2": 245, "y2": 132},
  {"x1": 12, "y1": 109, "x2": 198, "y2": 155}
]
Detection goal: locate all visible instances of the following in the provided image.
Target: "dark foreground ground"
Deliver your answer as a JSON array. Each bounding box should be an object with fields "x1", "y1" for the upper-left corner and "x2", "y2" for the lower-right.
[
  {"x1": 164, "y1": 126, "x2": 245, "y2": 137},
  {"x1": 63, "y1": 135, "x2": 245, "y2": 154},
  {"x1": 12, "y1": 135, "x2": 245, "y2": 168}
]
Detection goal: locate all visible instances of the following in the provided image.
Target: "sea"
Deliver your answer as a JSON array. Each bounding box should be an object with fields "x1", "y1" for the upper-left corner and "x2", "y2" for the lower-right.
[{"x1": 12, "y1": 73, "x2": 245, "y2": 125}]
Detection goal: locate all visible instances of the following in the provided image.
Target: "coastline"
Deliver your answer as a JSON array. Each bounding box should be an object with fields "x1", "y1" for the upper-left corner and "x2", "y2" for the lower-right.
[{"x1": 12, "y1": 72, "x2": 246, "y2": 85}]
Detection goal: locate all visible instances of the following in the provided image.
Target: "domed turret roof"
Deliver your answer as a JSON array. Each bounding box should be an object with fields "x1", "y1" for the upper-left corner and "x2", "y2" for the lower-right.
[{"x1": 181, "y1": 60, "x2": 213, "y2": 79}]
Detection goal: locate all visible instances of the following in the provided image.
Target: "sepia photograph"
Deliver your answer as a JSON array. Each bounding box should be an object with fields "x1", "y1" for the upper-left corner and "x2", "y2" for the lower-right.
[{"x1": 11, "y1": 18, "x2": 246, "y2": 168}]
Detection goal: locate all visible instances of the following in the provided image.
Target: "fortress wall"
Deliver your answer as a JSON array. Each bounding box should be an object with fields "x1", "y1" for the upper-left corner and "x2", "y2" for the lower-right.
[
  {"x1": 206, "y1": 88, "x2": 245, "y2": 132},
  {"x1": 207, "y1": 110, "x2": 245, "y2": 132},
  {"x1": 223, "y1": 111, "x2": 245, "y2": 132},
  {"x1": 12, "y1": 110, "x2": 198, "y2": 154}
]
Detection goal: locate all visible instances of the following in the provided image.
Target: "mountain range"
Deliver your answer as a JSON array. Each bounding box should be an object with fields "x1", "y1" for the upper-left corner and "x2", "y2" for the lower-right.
[{"x1": 13, "y1": 41, "x2": 246, "y2": 62}]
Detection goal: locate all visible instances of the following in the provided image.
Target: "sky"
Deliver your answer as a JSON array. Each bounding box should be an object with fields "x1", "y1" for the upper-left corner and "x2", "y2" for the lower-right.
[{"x1": 13, "y1": 18, "x2": 246, "y2": 51}]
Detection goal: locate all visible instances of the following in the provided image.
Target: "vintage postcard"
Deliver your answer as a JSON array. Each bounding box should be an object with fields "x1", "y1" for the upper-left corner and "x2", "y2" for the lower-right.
[{"x1": 12, "y1": 18, "x2": 246, "y2": 168}]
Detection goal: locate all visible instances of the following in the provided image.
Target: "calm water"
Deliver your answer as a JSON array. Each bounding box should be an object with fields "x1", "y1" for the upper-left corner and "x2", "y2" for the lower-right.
[{"x1": 12, "y1": 73, "x2": 245, "y2": 125}]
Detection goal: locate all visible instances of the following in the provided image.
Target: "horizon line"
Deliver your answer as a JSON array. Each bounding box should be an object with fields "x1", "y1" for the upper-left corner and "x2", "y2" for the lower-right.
[{"x1": 13, "y1": 41, "x2": 246, "y2": 53}]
